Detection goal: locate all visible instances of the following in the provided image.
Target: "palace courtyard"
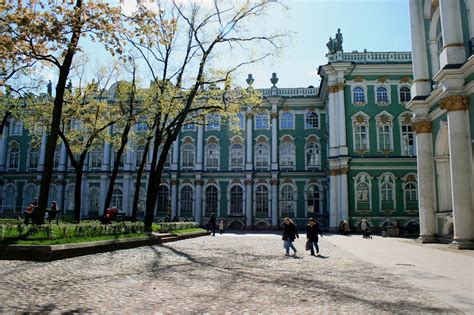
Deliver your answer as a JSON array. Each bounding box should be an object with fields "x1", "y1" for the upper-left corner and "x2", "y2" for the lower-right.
[{"x1": 0, "y1": 234, "x2": 472, "y2": 314}]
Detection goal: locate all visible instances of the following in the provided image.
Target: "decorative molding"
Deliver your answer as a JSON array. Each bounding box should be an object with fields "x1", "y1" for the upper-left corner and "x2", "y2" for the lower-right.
[
  {"x1": 413, "y1": 121, "x2": 432, "y2": 134},
  {"x1": 353, "y1": 76, "x2": 364, "y2": 83},
  {"x1": 440, "y1": 95, "x2": 468, "y2": 112},
  {"x1": 353, "y1": 101, "x2": 367, "y2": 107},
  {"x1": 244, "y1": 179, "x2": 254, "y2": 185},
  {"x1": 270, "y1": 179, "x2": 279, "y2": 185},
  {"x1": 245, "y1": 112, "x2": 254, "y2": 119},
  {"x1": 170, "y1": 179, "x2": 178, "y2": 185},
  {"x1": 399, "y1": 76, "x2": 411, "y2": 83},
  {"x1": 377, "y1": 76, "x2": 388, "y2": 83},
  {"x1": 442, "y1": 42, "x2": 465, "y2": 49},
  {"x1": 194, "y1": 179, "x2": 204, "y2": 186},
  {"x1": 270, "y1": 112, "x2": 279, "y2": 119}
]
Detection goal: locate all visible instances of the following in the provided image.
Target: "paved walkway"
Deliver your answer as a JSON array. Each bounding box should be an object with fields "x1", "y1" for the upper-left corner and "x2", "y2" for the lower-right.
[
  {"x1": 0, "y1": 233, "x2": 467, "y2": 314},
  {"x1": 324, "y1": 234, "x2": 474, "y2": 314}
]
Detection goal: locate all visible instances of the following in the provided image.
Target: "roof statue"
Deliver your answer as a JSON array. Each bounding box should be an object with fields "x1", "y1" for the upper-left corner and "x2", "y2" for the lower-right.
[
  {"x1": 270, "y1": 73, "x2": 278, "y2": 87},
  {"x1": 246, "y1": 74, "x2": 254, "y2": 86},
  {"x1": 326, "y1": 28, "x2": 343, "y2": 54}
]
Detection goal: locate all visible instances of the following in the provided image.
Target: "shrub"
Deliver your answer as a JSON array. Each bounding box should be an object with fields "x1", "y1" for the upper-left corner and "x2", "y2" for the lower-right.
[{"x1": 152, "y1": 222, "x2": 199, "y2": 233}]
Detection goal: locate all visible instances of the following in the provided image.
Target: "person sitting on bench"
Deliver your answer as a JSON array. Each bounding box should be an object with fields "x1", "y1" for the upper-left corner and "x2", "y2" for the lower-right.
[{"x1": 47, "y1": 201, "x2": 60, "y2": 224}]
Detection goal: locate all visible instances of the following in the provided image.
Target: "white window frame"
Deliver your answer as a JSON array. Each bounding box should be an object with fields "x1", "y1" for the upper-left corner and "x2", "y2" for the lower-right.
[
  {"x1": 254, "y1": 184, "x2": 270, "y2": 217},
  {"x1": 378, "y1": 173, "x2": 396, "y2": 210},
  {"x1": 351, "y1": 112, "x2": 370, "y2": 152},
  {"x1": 7, "y1": 142, "x2": 20, "y2": 170},
  {"x1": 179, "y1": 184, "x2": 194, "y2": 216},
  {"x1": 10, "y1": 121, "x2": 23, "y2": 136},
  {"x1": 279, "y1": 183, "x2": 297, "y2": 216},
  {"x1": 305, "y1": 136, "x2": 321, "y2": 169},
  {"x1": 352, "y1": 86, "x2": 367, "y2": 104},
  {"x1": 375, "y1": 112, "x2": 394, "y2": 152},
  {"x1": 181, "y1": 142, "x2": 195, "y2": 168},
  {"x1": 182, "y1": 123, "x2": 196, "y2": 131},
  {"x1": 254, "y1": 141, "x2": 270, "y2": 169},
  {"x1": 305, "y1": 183, "x2": 323, "y2": 215},
  {"x1": 402, "y1": 174, "x2": 418, "y2": 210},
  {"x1": 279, "y1": 139, "x2": 296, "y2": 169},
  {"x1": 354, "y1": 173, "x2": 372, "y2": 210},
  {"x1": 89, "y1": 149, "x2": 103, "y2": 170},
  {"x1": 229, "y1": 141, "x2": 245, "y2": 170},
  {"x1": 279, "y1": 111, "x2": 295, "y2": 129},
  {"x1": 156, "y1": 184, "x2": 170, "y2": 214},
  {"x1": 254, "y1": 112, "x2": 270, "y2": 130},
  {"x1": 305, "y1": 111, "x2": 320, "y2": 129},
  {"x1": 205, "y1": 141, "x2": 220, "y2": 169},
  {"x1": 88, "y1": 188, "x2": 100, "y2": 214},
  {"x1": 27, "y1": 144, "x2": 39, "y2": 169},
  {"x1": 398, "y1": 85, "x2": 412, "y2": 104},
  {"x1": 204, "y1": 184, "x2": 220, "y2": 216},
  {"x1": 375, "y1": 85, "x2": 390, "y2": 105},
  {"x1": 23, "y1": 184, "x2": 38, "y2": 207},
  {"x1": 2, "y1": 183, "x2": 17, "y2": 212},
  {"x1": 228, "y1": 184, "x2": 245, "y2": 216},
  {"x1": 111, "y1": 188, "x2": 123, "y2": 210},
  {"x1": 398, "y1": 112, "x2": 416, "y2": 156},
  {"x1": 205, "y1": 114, "x2": 221, "y2": 131}
]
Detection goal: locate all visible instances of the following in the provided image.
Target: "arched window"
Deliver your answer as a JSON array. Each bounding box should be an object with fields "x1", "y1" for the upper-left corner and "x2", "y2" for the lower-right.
[
  {"x1": 376, "y1": 114, "x2": 393, "y2": 151},
  {"x1": 90, "y1": 148, "x2": 103, "y2": 169},
  {"x1": 27, "y1": 144, "x2": 39, "y2": 169},
  {"x1": 280, "y1": 141, "x2": 295, "y2": 168},
  {"x1": 89, "y1": 188, "x2": 100, "y2": 215},
  {"x1": 181, "y1": 143, "x2": 195, "y2": 167},
  {"x1": 399, "y1": 86, "x2": 411, "y2": 103},
  {"x1": 180, "y1": 186, "x2": 193, "y2": 214},
  {"x1": 280, "y1": 112, "x2": 294, "y2": 129},
  {"x1": 353, "y1": 87, "x2": 365, "y2": 103},
  {"x1": 48, "y1": 185, "x2": 57, "y2": 206},
  {"x1": 305, "y1": 138, "x2": 320, "y2": 167},
  {"x1": 401, "y1": 123, "x2": 415, "y2": 156},
  {"x1": 205, "y1": 143, "x2": 220, "y2": 168},
  {"x1": 157, "y1": 185, "x2": 169, "y2": 214},
  {"x1": 65, "y1": 185, "x2": 75, "y2": 213},
  {"x1": 280, "y1": 184, "x2": 296, "y2": 214},
  {"x1": 307, "y1": 184, "x2": 321, "y2": 214},
  {"x1": 3, "y1": 184, "x2": 16, "y2": 212},
  {"x1": 255, "y1": 142, "x2": 270, "y2": 167},
  {"x1": 355, "y1": 173, "x2": 371, "y2": 210},
  {"x1": 230, "y1": 143, "x2": 244, "y2": 168},
  {"x1": 352, "y1": 114, "x2": 369, "y2": 152},
  {"x1": 112, "y1": 189, "x2": 123, "y2": 210},
  {"x1": 376, "y1": 86, "x2": 388, "y2": 103},
  {"x1": 135, "y1": 145, "x2": 145, "y2": 168},
  {"x1": 7, "y1": 146, "x2": 19, "y2": 169},
  {"x1": 230, "y1": 185, "x2": 243, "y2": 215},
  {"x1": 405, "y1": 181, "x2": 418, "y2": 202},
  {"x1": 205, "y1": 185, "x2": 218, "y2": 215},
  {"x1": 10, "y1": 121, "x2": 23, "y2": 135},
  {"x1": 255, "y1": 112, "x2": 270, "y2": 129},
  {"x1": 138, "y1": 188, "x2": 146, "y2": 215},
  {"x1": 305, "y1": 112, "x2": 319, "y2": 129},
  {"x1": 379, "y1": 174, "x2": 395, "y2": 210},
  {"x1": 255, "y1": 185, "x2": 269, "y2": 214},
  {"x1": 23, "y1": 184, "x2": 37, "y2": 206}
]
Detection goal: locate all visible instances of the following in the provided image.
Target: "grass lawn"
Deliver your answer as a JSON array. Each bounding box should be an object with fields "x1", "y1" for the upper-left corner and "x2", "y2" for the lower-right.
[
  {"x1": 170, "y1": 228, "x2": 207, "y2": 236},
  {"x1": 2, "y1": 233, "x2": 150, "y2": 246}
]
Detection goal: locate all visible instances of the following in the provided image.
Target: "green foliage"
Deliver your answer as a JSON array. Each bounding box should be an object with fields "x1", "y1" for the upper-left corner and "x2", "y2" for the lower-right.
[{"x1": 152, "y1": 222, "x2": 199, "y2": 233}]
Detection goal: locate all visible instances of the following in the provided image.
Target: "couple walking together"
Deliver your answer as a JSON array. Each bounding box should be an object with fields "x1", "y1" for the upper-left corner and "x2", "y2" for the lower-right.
[{"x1": 282, "y1": 217, "x2": 323, "y2": 256}]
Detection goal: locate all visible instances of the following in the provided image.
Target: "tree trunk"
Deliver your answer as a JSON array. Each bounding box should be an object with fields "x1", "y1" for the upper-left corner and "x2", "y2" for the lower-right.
[
  {"x1": 0, "y1": 112, "x2": 11, "y2": 137},
  {"x1": 35, "y1": 0, "x2": 83, "y2": 224},
  {"x1": 132, "y1": 138, "x2": 151, "y2": 222},
  {"x1": 73, "y1": 165, "x2": 84, "y2": 223},
  {"x1": 103, "y1": 124, "x2": 131, "y2": 215}
]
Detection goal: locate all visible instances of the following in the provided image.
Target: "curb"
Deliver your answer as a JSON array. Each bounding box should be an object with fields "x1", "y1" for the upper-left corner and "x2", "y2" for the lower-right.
[{"x1": 0, "y1": 231, "x2": 208, "y2": 261}]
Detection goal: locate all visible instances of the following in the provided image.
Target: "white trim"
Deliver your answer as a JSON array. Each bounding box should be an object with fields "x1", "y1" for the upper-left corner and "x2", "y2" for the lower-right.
[
  {"x1": 304, "y1": 110, "x2": 320, "y2": 130},
  {"x1": 279, "y1": 182, "x2": 297, "y2": 216},
  {"x1": 180, "y1": 137, "x2": 196, "y2": 169},
  {"x1": 279, "y1": 135, "x2": 296, "y2": 170},
  {"x1": 279, "y1": 110, "x2": 295, "y2": 130},
  {"x1": 204, "y1": 137, "x2": 221, "y2": 170},
  {"x1": 6, "y1": 140, "x2": 20, "y2": 171},
  {"x1": 378, "y1": 172, "x2": 396, "y2": 211},
  {"x1": 304, "y1": 135, "x2": 321, "y2": 170},
  {"x1": 178, "y1": 183, "x2": 195, "y2": 216},
  {"x1": 397, "y1": 84, "x2": 412, "y2": 105},
  {"x1": 254, "y1": 111, "x2": 271, "y2": 130},
  {"x1": 2, "y1": 183, "x2": 17, "y2": 212},
  {"x1": 227, "y1": 182, "x2": 245, "y2": 216},
  {"x1": 353, "y1": 172, "x2": 372, "y2": 211},
  {"x1": 374, "y1": 84, "x2": 391, "y2": 105},
  {"x1": 375, "y1": 111, "x2": 394, "y2": 152},
  {"x1": 398, "y1": 111, "x2": 416, "y2": 157},
  {"x1": 229, "y1": 137, "x2": 245, "y2": 170},
  {"x1": 253, "y1": 182, "x2": 271, "y2": 217},
  {"x1": 401, "y1": 173, "x2": 418, "y2": 210},
  {"x1": 351, "y1": 111, "x2": 370, "y2": 152},
  {"x1": 304, "y1": 181, "x2": 324, "y2": 217},
  {"x1": 203, "y1": 182, "x2": 220, "y2": 216},
  {"x1": 351, "y1": 85, "x2": 367, "y2": 105},
  {"x1": 205, "y1": 114, "x2": 221, "y2": 131}
]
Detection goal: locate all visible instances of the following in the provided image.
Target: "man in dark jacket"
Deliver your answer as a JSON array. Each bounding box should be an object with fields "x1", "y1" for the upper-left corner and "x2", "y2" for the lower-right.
[
  {"x1": 282, "y1": 217, "x2": 299, "y2": 256},
  {"x1": 306, "y1": 218, "x2": 323, "y2": 256},
  {"x1": 208, "y1": 214, "x2": 217, "y2": 236}
]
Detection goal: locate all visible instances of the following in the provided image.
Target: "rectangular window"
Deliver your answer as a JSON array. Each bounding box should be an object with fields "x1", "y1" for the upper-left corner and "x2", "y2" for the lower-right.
[
  {"x1": 255, "y1": 113, "x2": 270, "y2": 129},
  {"x1": 183, "y1": 123, "x2": 196, "y2": 131},
  {"x1": 401, "y1": 125, "x2": 415, "y2": 156},
  {"x1": 354, "y1": 125, "x2": 368, "y2": 151},
  {"x1": 305, "y1": 112, "x2": 319, "y2": 129},
  {"x1": 10, "y1": 122, "x2": 23, "y2": 136},
  {"x1": 90, "y1": 151, "x2": 103, "y2": 169},
  {"x1": 206, "y1": 114, "x2": 221, "y2": 131},
  {"x1": 378, "y1": 125, "x2": 392, "y2": 150},
  {"x1": 135, "y1": 122, "x2": 149, "y2": 132}
]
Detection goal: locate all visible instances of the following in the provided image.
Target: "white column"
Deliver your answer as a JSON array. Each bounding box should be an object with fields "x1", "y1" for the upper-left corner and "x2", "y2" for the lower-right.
[
  {"x1": 102, "y1": 141, "x2": 111, "y2": 172},
  {"x1": 329, "y1": 174, "x2": 339, "y2": 228},
  {"x1": 442, "y1": 96, "x2": 474, "y2": 247},
  {"x1": 37, "y1": 133, "x2": 47, "y2": 172},
  {"x1": 122, "y1": 174, "x2": 130, "y2": 215},
  {"x1": 171, "y1": 179, "x2": 178, "y2": 217},
  {"x1": 246, "y1": 113, "x2": 253, "y2": 170},
  {"x1": 146, "y1": 142, "x2": 153, "y2": 171},
  {"x1": 409, "y1": 0, "x2": 432, "y2": 97},
  {"x1": 467, "y1": 0, "x2": 474, "y2": 38},
  {"x1": 99, "y1": 175, "x2": 108, "y2": 211},
  {"x1": 271, "y1": 178, "x2": 278, "y2": 227},
  {"x1": 58, "y1": 143, "x2": 67, "y2": 171},
  {"x1": 196, "y1": 125, "x2": 204, "y2": 171},
  {"x1": 81, "y1": 177, "x2": 88, "y2": 217},
  {"x1": 0, "y1": 126, "x2": 8, "y2": 171},
  {"x1": 171, "y1": 139, "x2": 179, "y2": 171},
  {"x1": 339, "y1": 171, "x2": 349, "y2": 221},
  {"x1": 245, "y1": 179, "x2": 253, "y2": 227},
  {"x1": 414, "y1": 120, "x2": 437, "y2": 242},
  {"x1": 271, "y1": 108, "x2": 278, "y2": 170},
  {"x1": 336, "y1": 83, "x2": 348, "y2": 156},
  {"x1": 194, "y1": 179, "x2": 203, "y2": 223},
  {"x1": 435, "y1": 156, "x2": 453, "y2": 211},
  {"x1": 439, "y1": 0, "x2": 466, "y2": 67},
  {"x1": 327, "y1": 88, "x2": 338, "y2": 157},
  {"x1": 428, "y1": 40, "x2": 441, "y2": 74}
]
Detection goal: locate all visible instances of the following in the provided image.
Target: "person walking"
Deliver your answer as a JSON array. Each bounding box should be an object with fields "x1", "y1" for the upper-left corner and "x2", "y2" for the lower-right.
[
  {"x1": 306, "y1": 218, "x2": 323, "y2": 256},
  {"x1": 282, "y1": 217, "x2": 299, "y2": 256},
  {"x1": 218, "y1": 220, "x2": 224, "y2": 234},
  {"x1": 208, "y1": 214, "x2": 217, "y2": 236},
  {"x1": 343, "y1": 220, "x2": 351, "y2": 236},
  {"x1": 361, "y1": 218, "x2": 371, "y2": 239}
]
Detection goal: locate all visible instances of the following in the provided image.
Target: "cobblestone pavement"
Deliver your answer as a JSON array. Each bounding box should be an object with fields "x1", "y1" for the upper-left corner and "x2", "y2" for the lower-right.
[{"x1": 0, "y1": 234, "x2": 461, "y2": 314}]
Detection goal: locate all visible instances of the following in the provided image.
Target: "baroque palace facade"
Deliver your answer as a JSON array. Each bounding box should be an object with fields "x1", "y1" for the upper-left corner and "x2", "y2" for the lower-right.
[
  {"x1": 0, "y1": 40, "x2": 419, "y2": 231},
  {"x1": 408, "y1": 0, "x2": 474, "y2": 248}
]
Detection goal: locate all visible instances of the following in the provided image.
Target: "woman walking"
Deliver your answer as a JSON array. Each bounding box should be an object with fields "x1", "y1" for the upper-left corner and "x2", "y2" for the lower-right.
[
  {"x1": 282, "y1": 217, "x2": 299, "y2": 256},
  {"x1": 306, "y1": 218, "x2": 323, "y2": 256}
]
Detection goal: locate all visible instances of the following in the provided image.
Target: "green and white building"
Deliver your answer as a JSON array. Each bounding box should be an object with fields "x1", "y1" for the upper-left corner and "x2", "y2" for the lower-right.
[
  {"x1": 408, "y1": 0, "x2": 474, "y2": 248},
  {"x1": 0, "y1": 36, "x2": 421, "y2": 230}
]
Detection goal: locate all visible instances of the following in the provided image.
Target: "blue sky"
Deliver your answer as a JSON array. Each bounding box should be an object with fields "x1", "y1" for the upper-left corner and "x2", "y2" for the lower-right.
[
  {"x1": 240, "y1": 0, "x2": 412, "y2": 88},
  {"x1": 56, "y1": 0, "x2": 412, "y2": 91}
]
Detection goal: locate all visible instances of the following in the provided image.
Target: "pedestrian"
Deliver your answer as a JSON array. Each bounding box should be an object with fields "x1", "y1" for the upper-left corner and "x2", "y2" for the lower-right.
[
  {"x1": 208, "y1": 213, "x2": 217, "y2": 236},
  {"x1": 282, "y1": 217, "x2": 299, "y2": 256},
  {"x1": 361, "y1": 219, "x2": 371, "y2": 239},
  {"x1": 306, "y1": 218, "x2": 323, "y2": 256},
  {"x1": 343, "y1": 220, "x2": 351, "y2": 236},
  {"x1": 219, "y1": 219, "x2": 224, "y2": 234},
  {"x1": 338, "y1": 220, "x2": 344, "y2": 235}
]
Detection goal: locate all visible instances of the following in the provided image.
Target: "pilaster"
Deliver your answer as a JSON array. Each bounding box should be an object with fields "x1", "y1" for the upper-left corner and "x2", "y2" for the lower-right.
[
  {"x1": 245, "y1": 112, "x2": 253, "y2": 170},
  {"x1": 0, "y1": 125, "x2": 8, "y2": 171},
  {"x1": 194, "y1": 176, "x2": 203, "y2": 223},
  {"x1": 37, "y1": 133, "x2": 47, "y2": 172},
  {"x1": 171, "y1": 139, "x2": 179, "y2": 171},
  {"x1": 244, "y1": 176, "x2": 253, "y2": 227},
  {"x1": 439, "y1": 0, "x2": 466, "y2": 67},
  {"x1": 171, "y1": 177, "x2": 178, "y2": 218},
  {"x1": 196, "y1": 125, "x2": 204, "y2": 171},
  {"x1": 271, "y1": 175, "x2": 279, "y2": 227},
  {"x1": 271, "y1": 109, "x2": 278, "y2": 170}
]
